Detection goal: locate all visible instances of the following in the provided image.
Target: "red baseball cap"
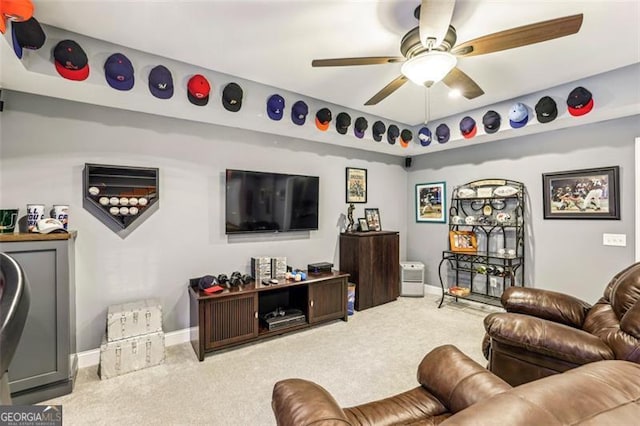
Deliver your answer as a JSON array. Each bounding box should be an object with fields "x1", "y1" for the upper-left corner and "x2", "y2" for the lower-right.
[
  {"x1": 53, "y1": 40, "x2": 90, "y2": 81},
  {"x1": 187, "y1": 74, "x2": 210, "y2": 106}
]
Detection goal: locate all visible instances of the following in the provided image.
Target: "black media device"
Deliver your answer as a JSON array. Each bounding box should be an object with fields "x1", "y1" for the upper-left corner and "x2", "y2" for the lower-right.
[
  {"x1": 307, "y1": 262, "x2": 333, "y2": 274},
  {"x1": 225, "y1": 169, "x2": 320, "y2": 234}
]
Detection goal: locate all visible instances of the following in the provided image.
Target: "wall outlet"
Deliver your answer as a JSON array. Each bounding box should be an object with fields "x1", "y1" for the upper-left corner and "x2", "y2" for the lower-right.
[
  {"x1": 603, "y1": 233, "x2": 626, "y2": 247},
  {"x1": 489, "y1": 277, "x2": 498, "y2": 288}
]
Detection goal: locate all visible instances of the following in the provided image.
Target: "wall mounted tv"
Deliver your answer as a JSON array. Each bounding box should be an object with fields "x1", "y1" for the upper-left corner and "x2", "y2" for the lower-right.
[{"x1": 225, "y1": 169, "x2": 319, "y2": 234}]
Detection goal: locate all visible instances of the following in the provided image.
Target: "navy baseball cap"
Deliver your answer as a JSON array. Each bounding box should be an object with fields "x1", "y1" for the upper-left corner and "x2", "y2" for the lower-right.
[
  {"x1": 354, "y1": 117, "x2": 368, "y2": 139},
  {"x1": 104, "y1": 53, "x2": 134, "y2": 91},
  {"x1": 222, "y1": 83, "x2": 243, "y2": 112},
  {"x1": 436, "y1": 124, "x2": 450, "y2": 143},
  {"x1": 535, "y1": 96, "x2": 558, "y2": 123},
  {"x1": 53, "y1": 40, "x2": 89, "y2": 81},
  {"x1": 418, "y1": 127, "x2": 432, "y2": 146},
  {"x1": 336, "y1": 112, "x2": 351, "y2": 135},
  {"x1": 187, "y1": 74, "x2": 210, "y2": 106},
  {"x1": 508, "y1": 102, "x2": 529, "y2": 128},
  {"x1": 399, "y1": 129, "x2": 412, "y2": 148},
  {"x1": 148, "y1": 65, "x2": 173, "y2": 99},
  {"x1": 482, "y1": 110, "x2": 501, "y2": 134},
  {"x1": 11, "y1": 17, "x2": 45, "y2": 59},
  {"x1": 459, "y1": 116, "x2": 477, "y2": 139},
  {"x1": 267, "y1": 94, "x2": 285, "y2": 120},
  {"x1": 315, "y1": 108, "x2": 332, "y2": 131},
  {"x1": 199, "y1": 275, "x2": 224, "y2": 294},
  {"x1": 372, "y1": 121, "x2": 386, "y2": 142},
  {"x1": 387, "y1": 124, "x2": 399, "y2": 145},
  {"x1": 567, "y1": 86, "x2": 593, "y2": 116},
  {"x1": 291, "y1": 100, "x2": 308, "y2": 125}
]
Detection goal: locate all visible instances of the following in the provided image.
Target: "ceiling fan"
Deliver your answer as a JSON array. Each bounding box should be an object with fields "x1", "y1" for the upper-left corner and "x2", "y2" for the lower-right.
[{"x1": 312, "y1": 0, "x2": 583, "y2": 106}]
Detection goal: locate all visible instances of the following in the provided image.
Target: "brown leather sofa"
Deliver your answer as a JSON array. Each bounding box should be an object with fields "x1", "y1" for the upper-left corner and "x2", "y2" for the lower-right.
[
  {"x1": 272, "y1": 345, "x2": 640, "y2": 425},
  {"x1": 483, "y1": 262, "x2": 640, "y2": 386}
]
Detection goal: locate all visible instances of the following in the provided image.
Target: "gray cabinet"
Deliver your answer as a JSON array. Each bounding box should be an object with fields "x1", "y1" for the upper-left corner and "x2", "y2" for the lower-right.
[{"x1": 0, "y1": 233, "x2": 77, "y2": 404}]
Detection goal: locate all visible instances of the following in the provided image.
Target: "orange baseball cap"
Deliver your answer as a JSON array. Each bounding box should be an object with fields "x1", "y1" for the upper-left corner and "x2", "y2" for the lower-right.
[
  {"x1": 315, "y1": 108, "x2": 332, "y2": 131},
  {"x1": 2, "y1": 0, "x2": 34, "y2": 21}
]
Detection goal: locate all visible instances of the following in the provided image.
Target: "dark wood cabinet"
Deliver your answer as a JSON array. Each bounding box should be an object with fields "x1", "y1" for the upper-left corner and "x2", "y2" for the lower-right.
[
  {"x1": 339, "y1": 231, "x2": 400, "y2": 311},
  {"x1": 189, "y1": 272, "x2": 348, "y2": 361}
]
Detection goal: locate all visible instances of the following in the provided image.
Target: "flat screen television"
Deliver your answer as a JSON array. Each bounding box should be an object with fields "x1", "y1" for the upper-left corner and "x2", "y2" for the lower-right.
[{"x1": 225, "y1": 169, "x2": 319, "y2": 234}]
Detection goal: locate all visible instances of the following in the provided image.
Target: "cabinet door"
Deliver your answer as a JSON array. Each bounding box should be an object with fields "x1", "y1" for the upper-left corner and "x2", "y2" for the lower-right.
[
  {"x1": 204, "y1": 293, "x2": 258, "y2": 350},
  {"x1": 372, "y1": 234, "x2": 400, "y2": 306},
  {"x1": 308, "y1": 278, "x2": 346, "y2": 323}
]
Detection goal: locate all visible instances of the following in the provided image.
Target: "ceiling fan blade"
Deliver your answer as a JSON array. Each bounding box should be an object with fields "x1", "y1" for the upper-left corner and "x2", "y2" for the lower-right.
[
  {"x1": 419, "y1": 0, "x2": 456, "y2": 48},
  {"x1": 312, "y1": 57, "x2": 405, "y2": 67},
  {"x1": 442, "y1": 67, "x2": 484, "y2": 99},
  {"x1": 452, "y1": 13, "x2": 583, "y2": 58},
  {"x1": 364, "y1": 75, "x2": 408, "y2": 106}
]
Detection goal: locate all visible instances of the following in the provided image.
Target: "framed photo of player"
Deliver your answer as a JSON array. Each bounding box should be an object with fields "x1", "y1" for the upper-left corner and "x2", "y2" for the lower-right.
[
  {"x1": 542, "y1": 166, "x2": 620, "y2": 220},
  {"x1": 346, "y1": 167, "x2": 367, "y2": 203},
  {"x1": 415, "y1": 182, "x2": 446, "y2": 223},
  {"x1": 364, "y1": 208, "x2": 381, "y2": 231}
]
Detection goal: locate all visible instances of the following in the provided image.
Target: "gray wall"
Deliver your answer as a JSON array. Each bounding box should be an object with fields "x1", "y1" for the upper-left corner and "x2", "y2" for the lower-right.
[
  {"x1": 0, "y1": 91, "x2": 408, "y2": 351},
  {"x1": 407, "y1": 116, "x2": 639, "y2": 304}
]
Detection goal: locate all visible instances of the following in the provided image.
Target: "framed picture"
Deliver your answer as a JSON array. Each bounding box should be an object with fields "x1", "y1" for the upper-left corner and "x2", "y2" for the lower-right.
[
  {"x1": 364, "y1": 208, "x2": 381, "y2": 231},
  {"x1": 449, "y1": 230, "x2": 477, "y2": 253},
  {"x1": 358, "y1": 218, "x2": 369, "y2": 232},
  {"x1": 415, "y1": 182, "x2": 446, "y2": 223},
  {"x1": 542, "y1": 166, "x2": 620, "y2": 219},
  {"x1": 346, "y1": 167, "x2": 367, "y2": 203}
]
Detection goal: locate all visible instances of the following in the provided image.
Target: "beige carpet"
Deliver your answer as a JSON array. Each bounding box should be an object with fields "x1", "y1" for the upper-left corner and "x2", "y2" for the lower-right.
[{"x1": 44, "y1": 295, "x2": 500, "y2": 425}]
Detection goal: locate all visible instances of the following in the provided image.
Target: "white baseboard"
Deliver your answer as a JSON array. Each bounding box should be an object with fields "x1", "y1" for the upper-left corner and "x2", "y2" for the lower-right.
[
  {"x1": 76, "y1": 327, "x2": 193, "y2": 369},
  {"x1": 424, "y1": 283, "x2": 441, "y2": 295}
]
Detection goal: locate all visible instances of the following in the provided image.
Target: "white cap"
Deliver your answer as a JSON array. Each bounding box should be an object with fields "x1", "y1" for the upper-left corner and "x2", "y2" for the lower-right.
[{"x1": 34, "y1": 218, "x2": 67, "y2": 234}]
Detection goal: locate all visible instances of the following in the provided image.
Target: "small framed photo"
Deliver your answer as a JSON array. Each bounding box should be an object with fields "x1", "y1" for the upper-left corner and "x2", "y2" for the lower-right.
[
  {"x1": 415, "y1": 182, "x2": 446, "y2": 223},
  {"x1": 358, "y1": 218, "x2": 369, "y2": 232},
  {"x1": 346, "y1": 167, "x2": 367, "y2": 203},
  {"x1": 364, "y1": 208, "x2": 381, "y2": 231},
  {"x1": 542, "y1": 166, "x2": 620, "y2": 219},
  {"x1": 449, "y1": 230, "x2": 477, "y2": 253}
]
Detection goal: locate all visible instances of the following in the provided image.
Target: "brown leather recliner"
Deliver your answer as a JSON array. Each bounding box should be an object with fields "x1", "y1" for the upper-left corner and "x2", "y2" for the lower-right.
[
  {"x1": 483, "y1": 262, "x2": 640, "y2": 386},
  {"x1": 272, "y1": 345, "x2": 640, "y2": 425}
]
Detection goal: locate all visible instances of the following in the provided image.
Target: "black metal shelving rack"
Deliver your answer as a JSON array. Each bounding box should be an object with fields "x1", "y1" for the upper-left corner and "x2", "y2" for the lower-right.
[{"x1": 438, "y1": 179, "x2": 526, "y2": 308}]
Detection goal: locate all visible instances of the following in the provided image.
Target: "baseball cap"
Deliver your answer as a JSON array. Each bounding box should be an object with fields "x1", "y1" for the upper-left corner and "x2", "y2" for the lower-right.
[
  {"x1": 418, "y1": 127, "x2": 432, "y2": 146},
  {"x1": 400, "y1": 129, "x2": 413, "y2": 147},
  {"x1": 198, "y1": 275, "x2": 224, "y2": 294},
  {"x1": 291, "y1": 100, "x2": 308, "y2": 125},
  {"x1": 387, "y1": 124, "x2": 399, "y2": 145},
  {"x1": 535, "y1": 96, "x2": 558, "y2": 123},
  {"x1": 372, "y1": 121, "x2": 386, "y2": 142},
  {"x1": 222, "y1": 83, "x2": 243, "y2": 112},
  {"x1": 336, "y1": 112, "x2": 351, "y2": 135},
  {"x1": 436, "y1": 123, "x2": 450, "y2": 143},
  {"x1": 34, "y1": 218, "x2": 67, "y2": 234},
  {"x1": 567, "y1": 86, "x2": 593, "y2": 116},
  {"x1": 53, "y1": 40, "x2": 89, "y2": 81},
  {"x1": 508, "y1": 102, "x2": 529, "y2": 128},
  {"x1": 11, "y1": 17, "x2": 45, "y2": 59},
  {"x1": 459, "y1": 116, "x2": 477, "y2": 139},
  {"x1": 148, "y1": 65, "x2": 173, "y2": 99},
  {"x1": 187, "y1": 74, "x2": 210, "y2": 106},
  {"x1": 267, "y1": 94, "x2": 284, "y2": 120},
  {"x1": 104, "y1": 53, "x2": 134, "y2": 91},
  {"x1": 354, "y1": 117, "x2": 368, "y2": 138},
  {"x1": 315, "y1": 108, "x2": 332, "y2": 131},
  {"x1": 482, "y1": 110, "x2": 501, "y2": 134},
  {"x1": 1, "y1": 0, "x2": 34, "y2": 34}
]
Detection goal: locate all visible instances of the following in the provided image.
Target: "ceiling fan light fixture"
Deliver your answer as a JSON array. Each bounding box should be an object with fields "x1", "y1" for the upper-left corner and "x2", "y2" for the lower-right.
[{"x1": 401, "y1": 51, "x2": 457, "y2": 87}]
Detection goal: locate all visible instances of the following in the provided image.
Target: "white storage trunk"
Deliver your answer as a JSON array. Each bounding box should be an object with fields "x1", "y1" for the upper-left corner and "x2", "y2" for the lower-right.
[
  {"x1": 99, "y1": 331, "x2": 165, "y2": 379},
  {"x1": 107, "y1": 298, "x2": 163, "y2": 341}
]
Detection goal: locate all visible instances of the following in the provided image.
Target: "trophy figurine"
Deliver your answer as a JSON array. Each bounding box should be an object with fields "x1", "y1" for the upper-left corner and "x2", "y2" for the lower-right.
[{"x1": 346, "y1": 203, "x2": 355, "y2": 232}]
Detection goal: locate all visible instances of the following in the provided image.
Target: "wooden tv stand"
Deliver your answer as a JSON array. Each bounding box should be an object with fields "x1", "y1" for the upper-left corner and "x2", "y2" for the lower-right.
[{"x1": 188, "y1": 271, "x2": 349, "y2": 361}]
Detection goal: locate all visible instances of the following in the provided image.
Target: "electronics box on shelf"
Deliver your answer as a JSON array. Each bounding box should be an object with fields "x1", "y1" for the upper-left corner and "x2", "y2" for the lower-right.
[
  {"x1": 307, "y1": 262, "x2": 333, "y2": 274},
  {"x1": 99, "y1": 331, "x2": 165, "y2": 379},
  {"x1": 271, "y1": 257, "x2": 287, "y2": 279},
  {"x1": 252, "y1": 256, "x2": 272, "y2": 280},
  {"x1": 106, "y1": 298, "x2": 163, "y2": 342},
  {"x1": 400, "y1": 261, "x2": 425, "y2": 297}
]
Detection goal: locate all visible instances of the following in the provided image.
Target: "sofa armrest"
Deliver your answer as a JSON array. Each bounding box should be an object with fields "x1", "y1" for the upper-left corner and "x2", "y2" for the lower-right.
[
  {"x1": 485, "y1": 312, "x2": 615, "y2": 365},
  {"x1": 417, "y1": 345, "x2": 511, "y2": 413},
  {"x1": 272, "y1": 378, "x2": 351, "y2": 426},
  {"x1": 501, "y1": 287, "x2": 591, "y2": 328}
]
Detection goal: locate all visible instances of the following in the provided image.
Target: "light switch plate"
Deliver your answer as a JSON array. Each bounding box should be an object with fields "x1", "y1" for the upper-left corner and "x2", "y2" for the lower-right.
[{"x1": 603, "y1": 233, "x2": 626, "y2": 247}]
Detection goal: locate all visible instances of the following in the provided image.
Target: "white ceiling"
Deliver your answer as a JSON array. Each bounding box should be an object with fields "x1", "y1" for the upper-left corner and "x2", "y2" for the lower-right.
[{"x1": 29, "y1": 0, "x2": 640, "y2": 126}]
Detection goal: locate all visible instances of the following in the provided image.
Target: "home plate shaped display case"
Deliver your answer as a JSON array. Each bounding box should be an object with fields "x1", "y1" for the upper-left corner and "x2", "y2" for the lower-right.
[{"x1": 83, "y1": 163, "x2": 159, "y2": 237}]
